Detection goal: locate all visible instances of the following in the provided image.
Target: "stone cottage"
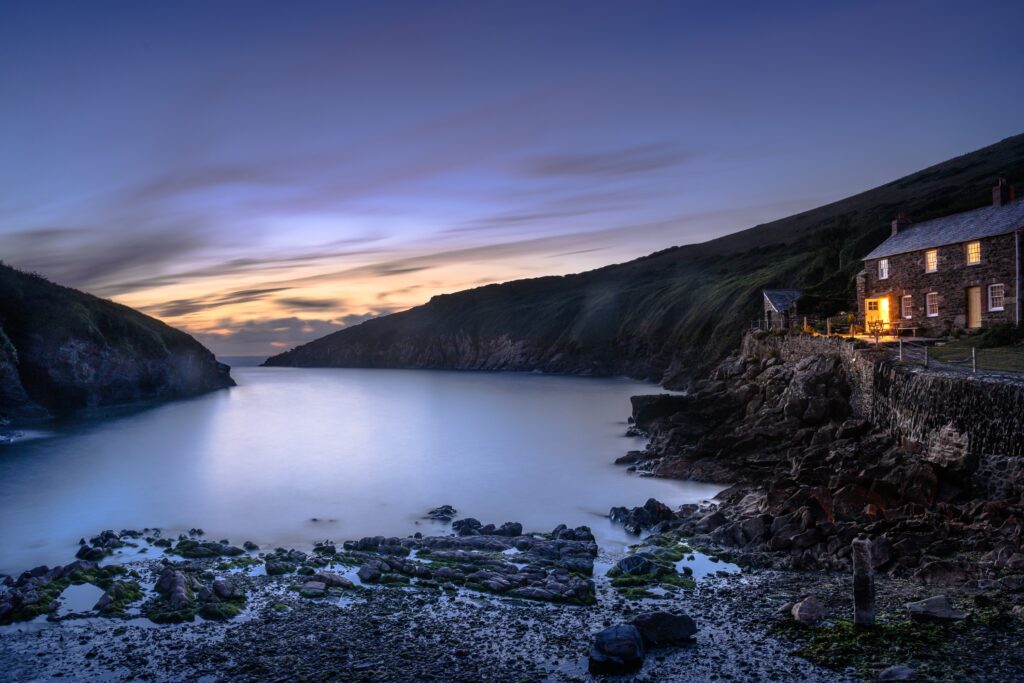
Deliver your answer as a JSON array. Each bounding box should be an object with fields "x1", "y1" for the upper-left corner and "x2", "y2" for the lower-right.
[
  {"x1": 857, "y1": 178, "x2": 1023, "y2": 334},
  {"x1": 762, "y1": 289, "x2": 802, "y2": 329}
]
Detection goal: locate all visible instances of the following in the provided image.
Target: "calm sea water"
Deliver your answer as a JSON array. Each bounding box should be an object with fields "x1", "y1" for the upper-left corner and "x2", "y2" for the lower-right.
[{"x1": 0, "y1": 368, "x2": 722, "y2": 574}]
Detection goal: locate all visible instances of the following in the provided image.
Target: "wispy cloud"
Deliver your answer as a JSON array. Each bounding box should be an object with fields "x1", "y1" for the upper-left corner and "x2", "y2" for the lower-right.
[
  {"x1": 276, "y1": 297, "x2": 343, "y2": 310},
  {"x1": 523, "y1": 143, "x2": 694, "y2": 178}
]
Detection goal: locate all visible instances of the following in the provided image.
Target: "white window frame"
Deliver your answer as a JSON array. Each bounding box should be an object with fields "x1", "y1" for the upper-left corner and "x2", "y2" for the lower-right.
[
  {"x1": 925, "y1": 249, "x2": 938, "y2": 273},
  {"x1": 926, "y1": 292, "x2": 939, "y2": 317},
  {"x1": 878, "y1": 258, "x2": 889, "y2": 280},
  {"x1": 901, "y1": 295, "x2": 913, "y2": 319},
  {"x1": 965, "y1": 241, "x2": 981, "y2": 266},
  {"x1": 989, "y1": 283, "x2": 1005, "y2": 311}
]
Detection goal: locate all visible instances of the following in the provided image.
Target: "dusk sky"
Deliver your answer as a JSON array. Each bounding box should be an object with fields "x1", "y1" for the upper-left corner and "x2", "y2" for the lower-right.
[{"x1": 2, "y1": 0, "x2": 1021, "y2": 357}]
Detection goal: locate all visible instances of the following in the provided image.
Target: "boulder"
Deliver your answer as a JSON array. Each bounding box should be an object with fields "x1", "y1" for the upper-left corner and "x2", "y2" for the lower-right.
[
  {"x1": 588, "y1": 624, "x2": 645, "y2": 675},
  {"x1": 615, "y1": 554, "x2": 655, "y2": 577},
  {"x1": 791, "y1": 596, "x2": 826, "y2": 626},
  {"x1": 631, "y1": 611, "x2": 697, "y2": 645},
  {"x1": 425, "y1": 505, "x2": 457, "y2": 521},
  {"x1": 905, "y1": 595, "x2": 968, "y2": 623},
  {"x1": 299, "y1": 581, "x2": 327, "y2": 598},
  {"x1": 878, "y1": 665, "x2": 917, "y2": 681},
  {"x1": 451, "y1": 518, "x2": 482, "y2": 536}
]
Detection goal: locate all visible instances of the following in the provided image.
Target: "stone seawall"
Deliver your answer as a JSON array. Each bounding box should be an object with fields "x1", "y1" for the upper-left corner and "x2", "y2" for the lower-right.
[{"x1": 740, "y1": 332, "x2": 1024, "y2": 496}]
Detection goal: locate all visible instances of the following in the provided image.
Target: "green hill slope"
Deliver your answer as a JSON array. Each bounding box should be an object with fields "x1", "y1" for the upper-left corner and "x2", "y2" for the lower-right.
[
  {"x1": 0, "y1": 263, "x2": 234, "y2": 421},
  {"x1": 264, "y1": 134, "x2": 1024, "y2": 385}
]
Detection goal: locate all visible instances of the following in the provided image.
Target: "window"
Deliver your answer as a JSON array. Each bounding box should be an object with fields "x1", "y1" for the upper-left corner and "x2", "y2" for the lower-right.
[
  {"x1": 867, "y1": 300, "x2": 879, "y2": 311},
  {"x1": 925, "y1": 249, "x2": 938, "y2": 273},
  {"x1": 926, "y1": 292, "x2": 939, "y2": 317},
  {"x1": 901, "y1": 295, "x2": 913, "y2": 319},
  {"x1": 878, "y1": 258, "x2": 889, "y2": 280},
  {"x1": 989, "y1": 284, "x2": 1005, "y2": 311},
  {"x1": 966, "y1": 241, "x2": 981, "y2": 265}
]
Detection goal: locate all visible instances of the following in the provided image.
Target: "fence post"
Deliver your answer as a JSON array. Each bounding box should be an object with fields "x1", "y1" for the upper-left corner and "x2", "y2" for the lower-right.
[
  {"x1": 852, "y1": 538, "x2": 876, "y2": 627},
  {"x1": 972, "y1": 347, "x2": 977, "y2": 373}
]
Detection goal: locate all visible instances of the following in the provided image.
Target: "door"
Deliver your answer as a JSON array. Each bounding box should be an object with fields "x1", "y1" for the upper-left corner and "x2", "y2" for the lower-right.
[
  {"x1": 865, "y1": 297, "x2": 890, "y2": 332},
  {"x1": 967, "y1": 286, "x2": 982, "y2": 328}
]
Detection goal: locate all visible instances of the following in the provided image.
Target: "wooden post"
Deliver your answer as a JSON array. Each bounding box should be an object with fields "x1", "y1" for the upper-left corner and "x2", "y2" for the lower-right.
[
  {"x1": 827, "y1": 319, "x2": 832, "y2": 337},
  {"x1": 852, "y1": 538, "x2": 875, "y2": 627},
  {"x1": 898, "y1": 338, "x2": 902, "y2": 361},
  {"x1": 972, "y1": 347, "x2": 977, "y2": 373},
  {"x1": 924, "y1": 345, "x2": 929, "y2": 369}
]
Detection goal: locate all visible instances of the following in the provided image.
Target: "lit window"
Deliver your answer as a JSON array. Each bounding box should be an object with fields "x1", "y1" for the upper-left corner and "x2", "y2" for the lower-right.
[
  {"x1": 901, "y1": 295, "x2": 913, "y2": 319},
  {"x1": 925, "y1": 249, "x2": 938, "y2": 273},
  {"x1": 966, "y1": 241, "x2": 981, "y2": 265},
  {"x1": 989, "y1": 284, "x2": 1005, "y2": 311},
  {"x1": 867, "y1": 301, "x2": 878, "y2": 311},
  {"x1": 878, "y1": 258, "x2": 889, "y2": 280},
  {"x1": 926, "y1": 292, "x2": 939, "y2": 317}
]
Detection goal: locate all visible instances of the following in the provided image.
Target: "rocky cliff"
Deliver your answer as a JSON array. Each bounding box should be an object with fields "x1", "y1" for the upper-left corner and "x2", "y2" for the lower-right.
[
  {"x1": 624, "y1": 331, "x2": 1024, "y2": 584},
  {"x1": 0, "y1": 263, "x2": 234, "y2": 423},
  {"x1": 265, "y1": 133, "x2": 1024, "y2": 384}
]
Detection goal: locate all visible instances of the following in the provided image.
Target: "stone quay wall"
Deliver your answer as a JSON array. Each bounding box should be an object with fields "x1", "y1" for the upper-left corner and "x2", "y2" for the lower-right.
[{"x1": 740, "y1": 332, "x2": 1024, "y2": 496}]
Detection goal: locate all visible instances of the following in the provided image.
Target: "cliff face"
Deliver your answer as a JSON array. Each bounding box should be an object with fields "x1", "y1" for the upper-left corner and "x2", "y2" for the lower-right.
[
  {"x1": 0, "y1": 264, "x2": 234, "y2": 422},
  {"x1": 265, "y1": 133, "x2": 1024, "y2": 384}
]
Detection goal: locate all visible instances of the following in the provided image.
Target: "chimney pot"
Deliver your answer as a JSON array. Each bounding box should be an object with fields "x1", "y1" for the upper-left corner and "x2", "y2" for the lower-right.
[
  {"x1": 891, "y1": 213, "x2": 911, "y2": 236},
  {"x1": 993, "y1": 176, "x2": 1011, "y2": 207}
]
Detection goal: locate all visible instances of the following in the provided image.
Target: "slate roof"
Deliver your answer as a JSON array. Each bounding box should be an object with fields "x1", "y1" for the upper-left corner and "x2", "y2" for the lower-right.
[
  {"x1": 864, "y1": 199, "x2": 1024, "y2": 260},
  {"x1": 763, "y1": 289, "x2": 802, "y2": 312}
]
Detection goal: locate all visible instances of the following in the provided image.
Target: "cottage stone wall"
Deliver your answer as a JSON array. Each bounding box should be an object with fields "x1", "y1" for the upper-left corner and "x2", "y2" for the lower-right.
[
  {"x1": 740, "y1": 332, "x2": 1024, "y2": 496},
  {"x1": 861, "y1": 231, "x2": 1020, "y2": 333}
]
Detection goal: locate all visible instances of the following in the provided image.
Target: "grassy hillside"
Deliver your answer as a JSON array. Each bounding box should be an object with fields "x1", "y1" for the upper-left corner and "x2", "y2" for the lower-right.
[
  {"x1": 265, "y1": 134, "x2": 1024, "y2": 385},
  {"x1": 0, "y1": 263, "x2": 234, "y2": 419}
]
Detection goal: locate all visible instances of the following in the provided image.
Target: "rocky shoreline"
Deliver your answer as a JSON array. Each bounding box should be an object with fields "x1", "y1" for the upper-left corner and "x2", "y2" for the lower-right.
[{"x1": 2, "y1": 330, "x2": 1023, "y2": 681}]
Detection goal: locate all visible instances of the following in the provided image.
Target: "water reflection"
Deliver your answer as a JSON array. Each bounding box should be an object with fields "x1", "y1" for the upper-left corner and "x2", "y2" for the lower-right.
[{"x1": 0, "y1": 369, "x2": 722, "y2": 573}]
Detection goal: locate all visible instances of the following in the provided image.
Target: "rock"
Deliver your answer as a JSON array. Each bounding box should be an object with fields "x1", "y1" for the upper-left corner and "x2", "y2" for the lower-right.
[
  {"x1": 588, "y1": 624, "x2": 645, "y2": 675},
  {"x1": 357, "y1": 564, "x2": 382, "y2": 583},
  {"x1": 791, "y1": 596, "x2": 826, "y2": 626},
  {"x1": 265, "y1": 560, "x2": 294, "y2": 576},
  {"x1": 615, "y1": 451, "x2": 644, "y2": 465},
  {"x1": 905, "y1": 595, "x2": 968, "y2": 623},
  {"x1": 878, "y1": 665, "x2": 917, "y2": 681},
  {"x1": 425, "y1": 505, "x2": 457, "y2": 521},
  {"x1": 313, "y1": 573, "x2": 354, "y2": 589},
  {"x1": 155, "y1": 569, "x2": 193, "y2": 613},
  {"x1": 451, "y1": 518, "x2": 482, "y2": 536},
  {"x1": 299, "y1": 581, "x2": 327, "y2": 598},
  {"x1": 913, "y1": 560, "x2": 968, "y2": 586},
  {"x1": 212, "y1": 578, "x2": 240, "y2": 601},
  {"x1": 242, "y1": 541, "x2": 259, "y2": 551},
  {"x1": 694, "y1": 510, "x2": 728, "y2": 533},
  {"x1": 615, "y1": 555, "x2": 655, "y2": 577},
  {"x1": 498, "y1": 522, "x2": 523, "y2": 537},
  {"x1": 631, "y1": 611, "x2": 697, "y2": 645}
]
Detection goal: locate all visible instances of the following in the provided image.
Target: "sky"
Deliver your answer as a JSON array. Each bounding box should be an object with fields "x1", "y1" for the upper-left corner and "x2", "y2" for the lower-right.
[{"x1": 1, "y1": 1, "x2": 1022, "y2": 357}]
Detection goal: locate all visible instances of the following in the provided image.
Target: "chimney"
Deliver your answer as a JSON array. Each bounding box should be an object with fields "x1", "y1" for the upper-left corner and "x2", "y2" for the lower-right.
[
  {"x1": 993, "y1": 176, "x2": 1013, "y2": 207},
  {"x1": 891, "y1": 213, "x2": 911, "y2": 236}
]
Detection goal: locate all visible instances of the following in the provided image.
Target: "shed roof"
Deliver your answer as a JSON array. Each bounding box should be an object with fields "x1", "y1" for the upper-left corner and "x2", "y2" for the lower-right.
[
  {"x1": 864, "y1": 199, "x2": 1024, "y2": 260},
  {"x1": 763, "y1": 289, "x2": 802, "y2": 312}
]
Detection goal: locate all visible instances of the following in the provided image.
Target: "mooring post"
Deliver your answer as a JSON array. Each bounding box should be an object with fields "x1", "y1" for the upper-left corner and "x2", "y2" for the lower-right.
[
  {"x1": 898, "y1": 337, "x2": 902, "y2": 361},
  {"x1": 852, "y1": 538, "x2": 876, "y2": 627},
  {"x1": 924, "y1": 345, "x2": 929, "y2": 369},
  {"x1": 972, "y1": 346, "x2": 977, "y2": 373}
]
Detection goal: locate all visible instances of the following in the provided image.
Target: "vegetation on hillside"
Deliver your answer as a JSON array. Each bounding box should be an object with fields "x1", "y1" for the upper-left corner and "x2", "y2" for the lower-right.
[
  {"x1": 0, "y1": 263, "x2": 233, "y2": 419},
  {"x1": 265, "y1": 134, "x2": 1024, "y2": 385}
]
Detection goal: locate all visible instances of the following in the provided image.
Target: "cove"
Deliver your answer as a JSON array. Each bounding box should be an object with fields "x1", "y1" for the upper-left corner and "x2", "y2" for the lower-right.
[{"x1": 0, "y1": 368, "x2": 723, "y2": 574}]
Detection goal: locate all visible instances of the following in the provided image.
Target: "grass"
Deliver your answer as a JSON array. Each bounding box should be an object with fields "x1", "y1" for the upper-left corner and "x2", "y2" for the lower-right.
[
  {"x1": 929, "y1": 338, "x2": 1024, "y2": 372},
  {"x1": 263, "y1": 134, "x2": 1024, "y2": 383}
]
